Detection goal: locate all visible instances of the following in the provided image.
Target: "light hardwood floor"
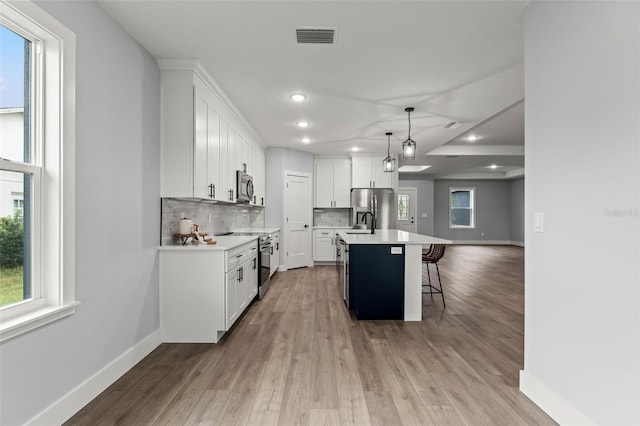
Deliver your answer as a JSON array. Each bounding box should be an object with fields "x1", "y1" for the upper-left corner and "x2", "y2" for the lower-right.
[{"x1": 66, "y1": 245, "x2": 556, "y2": 425}]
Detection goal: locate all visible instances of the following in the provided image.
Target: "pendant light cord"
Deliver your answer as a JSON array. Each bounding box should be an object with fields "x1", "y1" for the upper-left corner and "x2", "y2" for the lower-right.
[{"x1": 408, "y1": 109, "x2": 412, "y2": 139}]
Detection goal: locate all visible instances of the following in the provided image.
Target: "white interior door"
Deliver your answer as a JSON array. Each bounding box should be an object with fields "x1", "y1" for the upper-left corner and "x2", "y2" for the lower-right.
[
  {"x1": 284, "y1": 171, "x2": 312, "y2": 270},
  {"x1": 397, "y1": 187, "x2": 418, "y2": 233}
]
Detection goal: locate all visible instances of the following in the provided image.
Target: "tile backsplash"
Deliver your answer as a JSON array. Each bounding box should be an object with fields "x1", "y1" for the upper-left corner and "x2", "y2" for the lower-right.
[
  {"x1": 161, "y1": 198, "x2": 265, "y2": 245},
  {"x1": 313, "y1": 208, "x2": 351, "y2": 227}
]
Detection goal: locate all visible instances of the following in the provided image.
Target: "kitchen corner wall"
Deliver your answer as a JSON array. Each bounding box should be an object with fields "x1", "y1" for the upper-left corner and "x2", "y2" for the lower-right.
[
  {"x1": 0, "y1": 2, "x2": 161, "y2": 425},
  {"x1": 160, "y1": 198, "x2": 265, "y2": 245},
  {"x1": 265, "y1": 148, "x2": 314, "y2": 267}
]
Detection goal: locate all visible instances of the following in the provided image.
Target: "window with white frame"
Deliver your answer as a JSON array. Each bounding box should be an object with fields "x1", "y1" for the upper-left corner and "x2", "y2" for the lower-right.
[
  {"x1": 449, "y1": 187, "x2": 475, "y2": 228},
  {"x1": 0, "y1": 2, "x2": 76, "y2": 342}
]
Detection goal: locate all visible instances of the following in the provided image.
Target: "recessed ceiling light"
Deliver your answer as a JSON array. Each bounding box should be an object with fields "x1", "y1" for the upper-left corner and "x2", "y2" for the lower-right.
[
  {"x1": 290, "y1": 94, "x2": 306, "y2": 102},
  {"x1": 301, "y1": 137, "x2": 310, "y2": 143},
  {"x1": 351, "y1": 147, "x2": 360, "y2": 152},
  {"x1": 467, "y1": 135, "x2": 478, "y2": 142},
  {"x1": 489, "y1": 164, "x2": 499, "y2": 169},
  {"x1": 398, "y1": 165, "x2": 431, "y2": 173},
  {"x1": 297, "y1": 121, "x2": 309, "y2": 128}
]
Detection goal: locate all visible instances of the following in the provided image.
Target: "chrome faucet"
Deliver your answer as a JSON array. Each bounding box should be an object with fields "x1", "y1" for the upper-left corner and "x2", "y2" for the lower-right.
[{"x1": 361, "y1": 212, "x2": 376, "y2": 234}]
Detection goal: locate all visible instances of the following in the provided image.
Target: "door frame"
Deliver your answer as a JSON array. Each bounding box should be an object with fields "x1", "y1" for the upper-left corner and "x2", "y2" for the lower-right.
[
  {"x1": 397, "y1": 187, "x2": 418, "y2": 234},
  {"x1": 282, "y1": 170, "x2": 313, "y2": 271}
]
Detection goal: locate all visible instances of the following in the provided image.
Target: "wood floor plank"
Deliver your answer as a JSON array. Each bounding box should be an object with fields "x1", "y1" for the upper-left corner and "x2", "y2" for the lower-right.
[{"x1": 65, "y1": 246, "x2": 557, "y2": 426}]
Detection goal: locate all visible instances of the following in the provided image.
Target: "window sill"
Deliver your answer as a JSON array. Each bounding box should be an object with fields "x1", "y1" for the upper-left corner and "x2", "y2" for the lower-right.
[{"x1": 0, "y1": 301, "x2": 80, "y2": 343}]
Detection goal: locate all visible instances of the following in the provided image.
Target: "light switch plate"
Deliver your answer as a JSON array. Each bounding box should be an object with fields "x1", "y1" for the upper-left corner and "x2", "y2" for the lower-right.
[{"x1": 534, "y1": 212, "x2": 544, "y2": 232}]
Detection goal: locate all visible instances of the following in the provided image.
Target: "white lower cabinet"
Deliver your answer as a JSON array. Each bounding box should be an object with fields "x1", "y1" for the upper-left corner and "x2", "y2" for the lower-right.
[
  {"x1": 314, "y1": 229, "x2": 337, "y2": 262},
  {"x1": 160, "y1": 240, "x2": 258, "y2": 343}
]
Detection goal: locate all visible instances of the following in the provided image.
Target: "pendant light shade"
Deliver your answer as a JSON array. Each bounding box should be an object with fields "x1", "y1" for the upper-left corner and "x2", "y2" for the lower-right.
[
  {"x1": 402, "y1": 107, "x2": 416, "y2": 159},
  {"x1": 383, "y1": 132, "x2": 395, "y2": 173}
]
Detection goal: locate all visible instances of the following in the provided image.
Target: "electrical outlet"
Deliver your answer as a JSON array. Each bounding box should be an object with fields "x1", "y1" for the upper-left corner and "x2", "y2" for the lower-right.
[{"x1": 481, "y1": 232, "x2": 484, "y2": 237}]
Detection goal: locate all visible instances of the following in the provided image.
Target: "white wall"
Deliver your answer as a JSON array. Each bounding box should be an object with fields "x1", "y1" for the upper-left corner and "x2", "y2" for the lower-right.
[
  {"x1": 0, "y1": 2, "x2": 161, "y2": 424},
  {"x1": 523, "y1": 2, "x2": 639, "y2": 424}
]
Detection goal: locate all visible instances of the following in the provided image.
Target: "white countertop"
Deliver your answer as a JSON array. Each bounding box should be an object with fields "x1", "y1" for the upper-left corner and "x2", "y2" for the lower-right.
[
  {"x1": 159, "y1": 235, "x2": 258, "y2": 251},
  {"x1": 337, "y1": 229, "x2": 452, "y2": 246},
  {"x1": 232, "y1": 227, "x2": 280, "y2": 234},
  {"x1": 313, "y1": 226, "x2": 353, "y2": 230}
]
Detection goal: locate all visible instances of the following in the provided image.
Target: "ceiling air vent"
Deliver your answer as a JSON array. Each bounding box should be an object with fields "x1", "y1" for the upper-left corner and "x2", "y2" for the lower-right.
[
  {"x1": 443, "y1": 121, "x2": 461, "y2": 129},
  {"x1": 295, "y1": 27, "x2": 337, "y2": 45}
]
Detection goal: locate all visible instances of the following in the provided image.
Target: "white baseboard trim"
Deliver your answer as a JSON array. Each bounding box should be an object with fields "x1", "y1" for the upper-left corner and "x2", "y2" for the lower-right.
[
  {"x1": 511, "y1": 240, "x2": 525, "y2": 247},
  {"x1": 452, "y1": 240, "x2": 519, "y2": 245},
  {"x1": 26, "y1": 329, "x2": 162, "y2": 426},
  {"x1": 519, "y1": 370, "x2": 595, "y2": 426}
]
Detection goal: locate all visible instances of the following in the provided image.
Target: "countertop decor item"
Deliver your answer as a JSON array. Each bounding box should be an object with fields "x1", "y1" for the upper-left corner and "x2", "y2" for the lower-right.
[
  {"x1": 175, "y1": 232, "x2": 208, "y2": 245},
  {"x1": 179, "y1": 218, "x2": 193, "y2": 234}
]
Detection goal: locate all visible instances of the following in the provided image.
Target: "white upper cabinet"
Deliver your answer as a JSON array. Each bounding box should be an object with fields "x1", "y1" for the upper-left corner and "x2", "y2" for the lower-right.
[
  {"x1": 351, "y1": 155, "x2": 398, "y2": 189},
  {"x1": 314, "y1": 158, "x2": 351, "y2": 207},
  {"x1": 193, "y1": 75, "x2": 223, "y2": 200},
  {"x1": 160, "y1": 61, "x2": 265, "y2": 204},
  {"x1": 160, "y1": 70, "x2": 226, "y2": 201},
  {"x1": 254, "y1": 148, "x2": 266, "y2": 206}
]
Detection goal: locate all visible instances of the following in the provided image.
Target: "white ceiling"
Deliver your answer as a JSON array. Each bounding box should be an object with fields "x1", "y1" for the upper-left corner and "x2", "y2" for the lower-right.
[{"x1": 98, "y1": 0, "x2": 526, "y2": 179}]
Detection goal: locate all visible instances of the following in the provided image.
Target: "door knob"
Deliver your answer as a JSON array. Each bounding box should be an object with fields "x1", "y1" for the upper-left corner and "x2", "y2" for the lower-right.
[{"x1": 304, "y1": 224, "x2": 309, "y2": 228}]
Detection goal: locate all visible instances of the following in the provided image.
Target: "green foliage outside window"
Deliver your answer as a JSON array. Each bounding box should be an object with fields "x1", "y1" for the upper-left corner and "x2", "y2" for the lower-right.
[{"x1": 1, "y1": 211, "x2": 24, "y2": 269}]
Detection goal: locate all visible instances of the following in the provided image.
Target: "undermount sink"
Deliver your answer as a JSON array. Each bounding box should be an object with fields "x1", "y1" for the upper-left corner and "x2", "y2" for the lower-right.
[{"x1": 346, "y1": 230, "x2": 376, "y2": 234}]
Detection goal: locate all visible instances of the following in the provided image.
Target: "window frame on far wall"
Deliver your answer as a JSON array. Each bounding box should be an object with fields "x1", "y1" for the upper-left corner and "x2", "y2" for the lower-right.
[
  {"x1": 449, "y1": 187, "x2": 475, "y2": 229},
  {"x1": 0, "y1": 1, "x2": 77, "y2": 343}
]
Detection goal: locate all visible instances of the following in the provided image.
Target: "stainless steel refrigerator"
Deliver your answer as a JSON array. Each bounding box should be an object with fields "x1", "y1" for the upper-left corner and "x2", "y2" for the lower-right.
[{"x1": 350, "y1": 188, "x2": 396, "y2": 230}]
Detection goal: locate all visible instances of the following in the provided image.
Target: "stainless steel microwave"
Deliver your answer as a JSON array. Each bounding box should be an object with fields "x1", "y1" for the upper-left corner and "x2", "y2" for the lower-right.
[{"x1": 236, "y1": 170, "x2": 254, "y2": 203}]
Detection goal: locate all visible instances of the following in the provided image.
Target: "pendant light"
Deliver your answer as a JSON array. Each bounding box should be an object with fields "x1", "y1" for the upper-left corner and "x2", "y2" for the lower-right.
[
  {"x1": 382, "y1": 132, "x2": 395, "y2": 173},
  {"x1": 402, "y1": 107, "x2": 416, "y2": 159}
]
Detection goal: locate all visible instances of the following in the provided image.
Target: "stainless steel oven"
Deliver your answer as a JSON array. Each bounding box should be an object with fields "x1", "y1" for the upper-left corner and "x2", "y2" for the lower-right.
[{"x1": 258, "y1": 234, "x2": 272, "y2": 299}]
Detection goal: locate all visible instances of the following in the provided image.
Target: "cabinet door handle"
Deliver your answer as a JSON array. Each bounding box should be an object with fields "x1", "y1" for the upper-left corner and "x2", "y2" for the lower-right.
[
  {"x1": 276, "y1": 242, "x2": 278, "y2": 251},
  {"x1": 270, "y1": 246, "x2": 273, "y2": 255},
  {"x1": 253, "y1": 258, "x2": 257, "y2": 270},
  {"x1": 253, "y1": 195, "x2": 257, "y2": 204},
  {"x1": 261, "y1": 197, "x2": 264, "y2": 206}
]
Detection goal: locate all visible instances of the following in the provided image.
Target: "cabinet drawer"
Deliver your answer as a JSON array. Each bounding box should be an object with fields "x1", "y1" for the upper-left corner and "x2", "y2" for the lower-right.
[{"x1": 226, "y1": 241, "x2": 258, "y2": 271}]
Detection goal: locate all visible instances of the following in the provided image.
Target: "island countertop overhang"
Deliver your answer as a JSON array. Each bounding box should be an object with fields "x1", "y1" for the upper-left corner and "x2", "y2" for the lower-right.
[{"x1": 337, "y1": 229, "x2": 452, "y2": 246}]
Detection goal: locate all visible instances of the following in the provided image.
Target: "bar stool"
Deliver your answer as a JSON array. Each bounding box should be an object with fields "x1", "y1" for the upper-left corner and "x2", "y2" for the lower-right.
[{"x1": 422, "y1": 244, "x2": 446, "y2": 308}]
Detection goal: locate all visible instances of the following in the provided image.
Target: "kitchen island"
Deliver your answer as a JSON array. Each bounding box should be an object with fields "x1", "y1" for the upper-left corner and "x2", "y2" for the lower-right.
[{"x1": 337, "y1": 229, "x2": 451, "y2": 321}]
